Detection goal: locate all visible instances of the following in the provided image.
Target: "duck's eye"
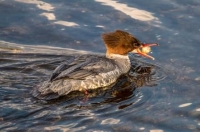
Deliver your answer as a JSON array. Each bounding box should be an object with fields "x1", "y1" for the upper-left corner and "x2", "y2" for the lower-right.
[{"x1": 133, "y1": 43, "x2": 141, "y2": 47}]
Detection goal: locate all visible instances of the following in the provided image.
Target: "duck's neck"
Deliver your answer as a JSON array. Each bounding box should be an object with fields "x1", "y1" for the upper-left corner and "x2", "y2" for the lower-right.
[
  {"x1": 106, "y1": 53, "x2": 129, "y2": 60},
  {"x1": 106, "y1": 53, "x2": 131, "y2": 74}
]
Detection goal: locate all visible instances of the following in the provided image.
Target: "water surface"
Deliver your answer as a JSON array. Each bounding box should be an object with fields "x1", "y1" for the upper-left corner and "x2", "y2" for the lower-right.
[{"x1": 0, "y1": 0, "x2": 200, "y2": 131}]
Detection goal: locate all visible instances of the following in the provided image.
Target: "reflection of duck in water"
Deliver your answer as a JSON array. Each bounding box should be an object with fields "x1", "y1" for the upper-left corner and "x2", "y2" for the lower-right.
[{"x1": 32, "y1": 30, "x2": 158, "y2": 100}]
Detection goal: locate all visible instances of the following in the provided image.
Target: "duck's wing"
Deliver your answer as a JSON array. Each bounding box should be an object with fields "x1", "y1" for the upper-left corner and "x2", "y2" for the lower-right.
[
  {"x1": 50, "y1": 55, "x2": 116, "y2": 81},
  {"x1": 49, "y1": 56, "x2": 76, "y2": 81}
]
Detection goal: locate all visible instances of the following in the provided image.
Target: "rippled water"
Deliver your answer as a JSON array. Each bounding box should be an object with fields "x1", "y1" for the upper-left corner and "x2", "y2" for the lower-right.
[
  {"x1": 1, "y1": 0, "x2": 200, "y2": 131},
  {"x1": 0, "y1": 43, "x2": 166, "y2": 131}
]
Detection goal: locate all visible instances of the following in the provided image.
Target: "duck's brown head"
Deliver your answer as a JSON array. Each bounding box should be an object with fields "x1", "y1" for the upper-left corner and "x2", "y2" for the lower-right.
[{"x1": 102, "y1": 30, "x2": 158, "y2": 60}]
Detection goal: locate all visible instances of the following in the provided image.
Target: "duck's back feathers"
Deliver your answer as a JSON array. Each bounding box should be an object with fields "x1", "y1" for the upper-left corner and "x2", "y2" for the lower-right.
[{"x1": 50, "y1": 55, "x2": 116, "y2": 81}]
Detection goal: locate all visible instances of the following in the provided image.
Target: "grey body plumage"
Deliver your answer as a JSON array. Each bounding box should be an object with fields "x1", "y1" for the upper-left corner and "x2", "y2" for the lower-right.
[{"x1": 32, "y1": 54, "x2": 131, "y2": 100}]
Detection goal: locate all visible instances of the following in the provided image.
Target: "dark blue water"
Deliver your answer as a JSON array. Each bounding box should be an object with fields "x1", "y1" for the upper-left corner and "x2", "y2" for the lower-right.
[{"x1": 0, "y1": 0, "x2": 200, "y2": 131}]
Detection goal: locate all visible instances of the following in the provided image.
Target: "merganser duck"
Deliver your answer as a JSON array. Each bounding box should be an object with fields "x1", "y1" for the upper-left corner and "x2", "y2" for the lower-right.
[{"x1": 32, "y1": 30, "x2": 158, "y2": 100}]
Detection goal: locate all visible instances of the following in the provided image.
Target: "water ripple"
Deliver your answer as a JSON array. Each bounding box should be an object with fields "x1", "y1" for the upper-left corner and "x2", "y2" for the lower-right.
[{"x1": 0, "y1": 43, "x2": 168, "y2": 131}]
